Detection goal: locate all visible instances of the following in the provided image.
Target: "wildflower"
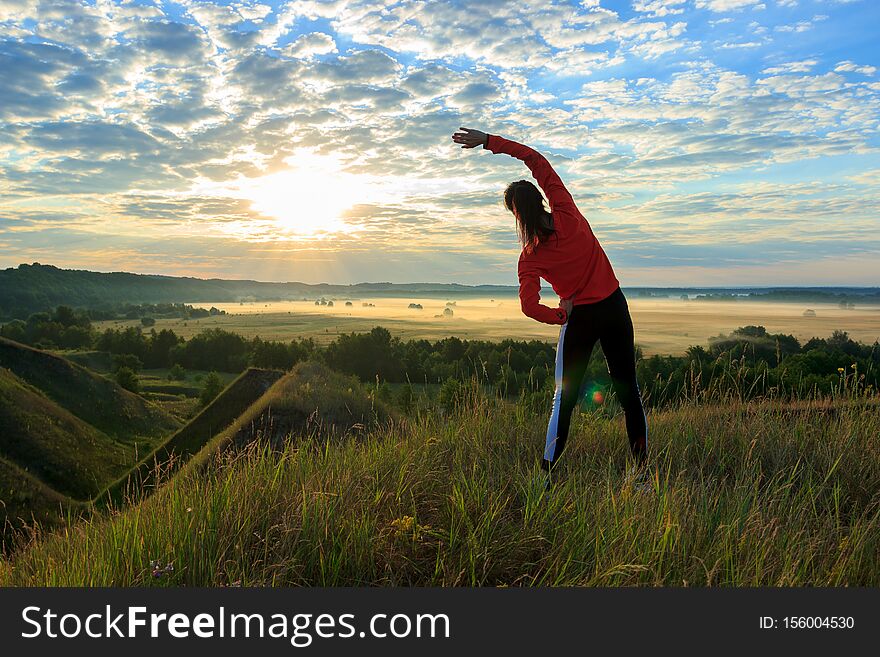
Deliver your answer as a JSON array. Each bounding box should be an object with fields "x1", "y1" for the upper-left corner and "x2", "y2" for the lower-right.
[
  {"x1": 389, "y1": 515, "x2": 431, "y2": 541},
  {"x1": 851, "y1": 363, "x2": 857, "y2": 369},
  {"x1": 837, "y1": 367, "x2": 845, "y2": 374},
  {"x1": 390, "y1": 515, "x2": 414, "y2": 534},
  {"x1": 150, "y1": 560, "x2": 175, "y2": 578}
]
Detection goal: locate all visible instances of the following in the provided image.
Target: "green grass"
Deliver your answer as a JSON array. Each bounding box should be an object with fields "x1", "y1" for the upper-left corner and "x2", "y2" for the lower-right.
[
  {"x1": 0, "y1": 456, "x2": 80, "y2": 542},
  {"x1": 0, "y1": 369, "x2": 132, "y2": 499},
  {"x1": 0, "y1": 339, "x2": 186, "y2": 549},
  {"x1": 182, "y1": 360, "x2": 397, "y2": 472},
  {"x1": 62, "y1": 350, "x2": 112, "y2": 373},
  {"x1": 0, "y1": 337, "x2": 178, "y2": 442},
  {"x1": 3, "y1": 382, "x2": 877, "y2": 586},
  {"x1": 103, "y1": 368, "x2": 285, "y2": 505},
  {"x1": 137, "y1": 368, "x2": 238, "y2": 398}
]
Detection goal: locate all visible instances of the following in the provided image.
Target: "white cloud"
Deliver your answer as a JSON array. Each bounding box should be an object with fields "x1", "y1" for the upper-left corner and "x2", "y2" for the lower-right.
[
  {"x1": 632, "y1": 1, "x2": 687, "y2": 17},
  {"x1": 282, "y1": 32, "x2": 338, "y2": 59},
  {"x1": 762, "y1": 59, "x2": 818, "y2": 74},
  {"x1": 717, "y1": 40, "x2": 763, "y2": 49},
  {"x1": 774, "y1": 14, "x2": 828, "y2": 33},
  {"x1": 835, "y1": 61, "x2": 877, "y2": 76},
  {"x1": 695, "y1": 0, "x2": 762, "y2": 11}
]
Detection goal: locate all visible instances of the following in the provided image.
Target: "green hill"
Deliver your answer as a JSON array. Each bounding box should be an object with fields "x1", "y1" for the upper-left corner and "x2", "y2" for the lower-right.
[
  {"x1": 0, "y1": 368, "x2": 131, "y2": 498},
  {"x1": 0, "y1": 337, "x2": 178, "y2": 442},
  {"x1": 107, "y1": 361, "x2": 395, "y2": 504},
  {"x1": 0, "y1": 456, "x2": 77, "y2": 546},
  {"x1": 186, "y1": 360, "x2": 397, "y2": 470},
  {"x1": 106, "y1": 367, "x2": 285, "y2": 504},
  {"x1": 0, "y1": 338, "x2": 180, "y2": 550}
]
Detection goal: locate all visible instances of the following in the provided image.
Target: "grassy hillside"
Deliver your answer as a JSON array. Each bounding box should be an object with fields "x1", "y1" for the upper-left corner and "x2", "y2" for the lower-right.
[
  {"x1": 106, "y1": 367, "x2": 285, "y2": 504},
  {"x1": 0, "y1": 369, "x2": 131, "y2": 498},
  {"x1": 0, "y1": 457, "x2": 77, "y2": 544},
  {"x1": 0, "y1": 337, "x2": 179, "y2": 442},
  {"x1": 2, "y1": 383, "x2": 877, "y2": 586},
  {"x1": 0, "y1": 339, "x2": 182, "y2": 550},
  {"x1": 184, "y1": 360, "x2": 397, "y2": 470}
]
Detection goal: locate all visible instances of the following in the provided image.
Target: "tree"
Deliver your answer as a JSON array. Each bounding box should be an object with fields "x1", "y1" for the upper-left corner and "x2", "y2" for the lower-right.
[
  {"x1": 53, "y1": 305, "x2": 78, "y2": 327},
  {"x1": 200, "y1": 372, "x2": 225, "y2": 406},
  {"x1": 325, "y1": 327, "x2": 405, "y2": 381},
  {"x1": 150, "y1": 328, "x2": 181, "y2": 368},
  {"x1": 0, "y1": 319, "x2": 26, "y2": 343},
  {"x1": 115, "y1": 367, "x2": 140, "y2": 393},
  {"x1": 112, "y1": 353, "x2": 143, "y2": 373},
  {"x1": 439, "y1": 378, "x2": 463, "y2": 411}
]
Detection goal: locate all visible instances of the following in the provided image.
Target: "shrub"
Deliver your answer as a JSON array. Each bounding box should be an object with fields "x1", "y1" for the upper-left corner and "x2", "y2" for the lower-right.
[
  {"x1": 115, "y1": 367, "x2": 139, "y2": 393},
  {"x1": 200, "y1": 372, "x2": 225, "y2": 406},
  {"x1": 111, "y1": 353, "x2": 142, "y2": 373}
]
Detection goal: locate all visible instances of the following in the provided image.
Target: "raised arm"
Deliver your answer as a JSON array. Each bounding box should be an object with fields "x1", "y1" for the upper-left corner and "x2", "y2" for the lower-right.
[{"x1": 483, "y1": 133, "x2": 577, "y2": 213}]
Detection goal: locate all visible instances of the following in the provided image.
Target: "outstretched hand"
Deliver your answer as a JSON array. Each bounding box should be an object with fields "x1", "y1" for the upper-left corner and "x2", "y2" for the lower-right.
[{"x1": 452, "y1": 127, "x2": 488, "y2": 149}]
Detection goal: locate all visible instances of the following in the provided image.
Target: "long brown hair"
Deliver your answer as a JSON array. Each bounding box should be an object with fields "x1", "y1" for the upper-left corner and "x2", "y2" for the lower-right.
[{"x1": 504, "y1": 179, "x2": 554, "y2": 252}]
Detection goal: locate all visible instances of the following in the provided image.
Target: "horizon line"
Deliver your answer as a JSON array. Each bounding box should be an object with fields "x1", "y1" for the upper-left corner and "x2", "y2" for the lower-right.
[{"x1": 5, "y1": 263, "x2": 880, "y2": 291}]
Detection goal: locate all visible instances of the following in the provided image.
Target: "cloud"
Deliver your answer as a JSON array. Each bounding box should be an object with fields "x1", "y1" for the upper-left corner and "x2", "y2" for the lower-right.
[
  {"x1": 282, "y1": 32, "x2": 338, "y2": 59},
  {"x1": 0, "y1": 0, "x2": 878, "y2": 286},
  {"x1": 762, "y1": 59, "x2": 818, "y2": 74},
  {"x1": 835, "y1": 60, "x2": 877, "y2": 76},
  {"x1": 774, "y1": 14, "x2": 828, "y2": 33},
  {"x1": 694, "y1": 0, "x2": 763, "y2": 11},
  {"x1": 632, "y1": 1, "x2": 688, "y2": 18}
]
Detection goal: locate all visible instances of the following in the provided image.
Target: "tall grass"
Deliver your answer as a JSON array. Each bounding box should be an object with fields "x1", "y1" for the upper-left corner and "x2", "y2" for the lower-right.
[{"x1": 2, "y1": 378, "x2": 878, "y2": 586}]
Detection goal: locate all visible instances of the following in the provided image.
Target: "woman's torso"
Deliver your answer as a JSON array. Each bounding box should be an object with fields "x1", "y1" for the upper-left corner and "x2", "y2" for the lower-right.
[{"x1": 520, "y1": 204, "x2": 619, "y2": 305}]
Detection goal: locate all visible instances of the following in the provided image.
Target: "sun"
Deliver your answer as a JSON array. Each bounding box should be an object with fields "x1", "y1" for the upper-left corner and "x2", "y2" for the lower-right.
[{"x1": 239, "y1": 150, "x2": 379, "y2": 237}]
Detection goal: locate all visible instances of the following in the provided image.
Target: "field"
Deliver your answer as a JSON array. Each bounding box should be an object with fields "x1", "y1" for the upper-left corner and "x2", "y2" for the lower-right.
[
  {"x1": 2, "y1": 386, "x2": 877, "y2": 586},
  {"x1": 93, "y1": 296, "x2": 880, "y2": 354}
]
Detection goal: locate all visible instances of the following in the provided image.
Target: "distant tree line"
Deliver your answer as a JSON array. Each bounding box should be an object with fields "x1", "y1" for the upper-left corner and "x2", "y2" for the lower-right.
[
  {"x1": 637, "y1": 326, "x2": 877, "y2": 405},
  {"x1": 324, "y1": 325, "x2": 878, "y2": 405},
  {"x1": 0, "y1": 306, "x2": 316, "y2": 372},
  {"x1": 85, "y1": 302, "x2": 226, "y2": 321},
  {"x1": 1, "y1": 307, "x2": 877, "y2": 407},
  {"x1": 0, "y1": 304, "x2": 225, "y2": 351}
]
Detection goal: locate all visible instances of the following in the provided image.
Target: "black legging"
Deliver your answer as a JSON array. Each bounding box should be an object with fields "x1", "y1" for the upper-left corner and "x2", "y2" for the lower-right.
[{"x1": 541, "y1": 287, "x2": 647, "y2": 472}]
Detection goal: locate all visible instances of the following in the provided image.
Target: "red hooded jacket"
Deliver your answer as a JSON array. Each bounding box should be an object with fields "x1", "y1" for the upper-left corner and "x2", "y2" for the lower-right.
[{"x1": 484, "y1": 134, "x2": 620, "y2": 325}]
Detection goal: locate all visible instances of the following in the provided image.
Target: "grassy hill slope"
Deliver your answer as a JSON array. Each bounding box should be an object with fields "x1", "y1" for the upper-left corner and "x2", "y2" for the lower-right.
[
  {"x1": 0, "y1": 456, "x2": 77, "y2": 546},
  {"x1": 184, "y1": 360, "x2": 397, "y2": 470},
  {"x1": 0, "y1": 337, "x2": 179, "y2": 443},
  {"x1": 0, "y1": 339, "x2": 180, "y2": 550},
  {"x1": 2, "y1": 386, "x2": 877, "y2": 587},
  {"x1": 106, "y1": 367, "x2": 285, "y2": 504},
  {"x1": 0, "y1": 369, "x2": 131, "y2": 498}
]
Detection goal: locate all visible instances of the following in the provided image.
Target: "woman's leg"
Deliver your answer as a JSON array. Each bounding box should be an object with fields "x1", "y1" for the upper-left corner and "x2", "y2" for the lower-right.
[
  {"x1": 598, "y1": 292, "x2": 648, "y2": 465},
  {"x1": 542, "y1": 309, "x2": 597, "y2": 473}
]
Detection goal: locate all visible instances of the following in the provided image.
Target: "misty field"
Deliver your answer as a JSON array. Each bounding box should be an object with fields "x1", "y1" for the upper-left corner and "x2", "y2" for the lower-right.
[
  {"x1": 2, "y1": 383, "x2": 878, "y2": 587},
  {"x1": 92, "y1": 296, "x2": 880, "y2": 355}
]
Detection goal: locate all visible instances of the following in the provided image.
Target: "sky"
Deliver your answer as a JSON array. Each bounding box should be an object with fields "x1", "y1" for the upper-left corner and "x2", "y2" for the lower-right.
[{"x1": 0, "y1": 0, "x2": 878, "y2": 286}]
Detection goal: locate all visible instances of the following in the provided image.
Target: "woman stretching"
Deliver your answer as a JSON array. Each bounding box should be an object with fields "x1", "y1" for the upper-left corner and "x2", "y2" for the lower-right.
[{"x1": 452, "y1": 127, "x2": 648, "y2": 489}]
